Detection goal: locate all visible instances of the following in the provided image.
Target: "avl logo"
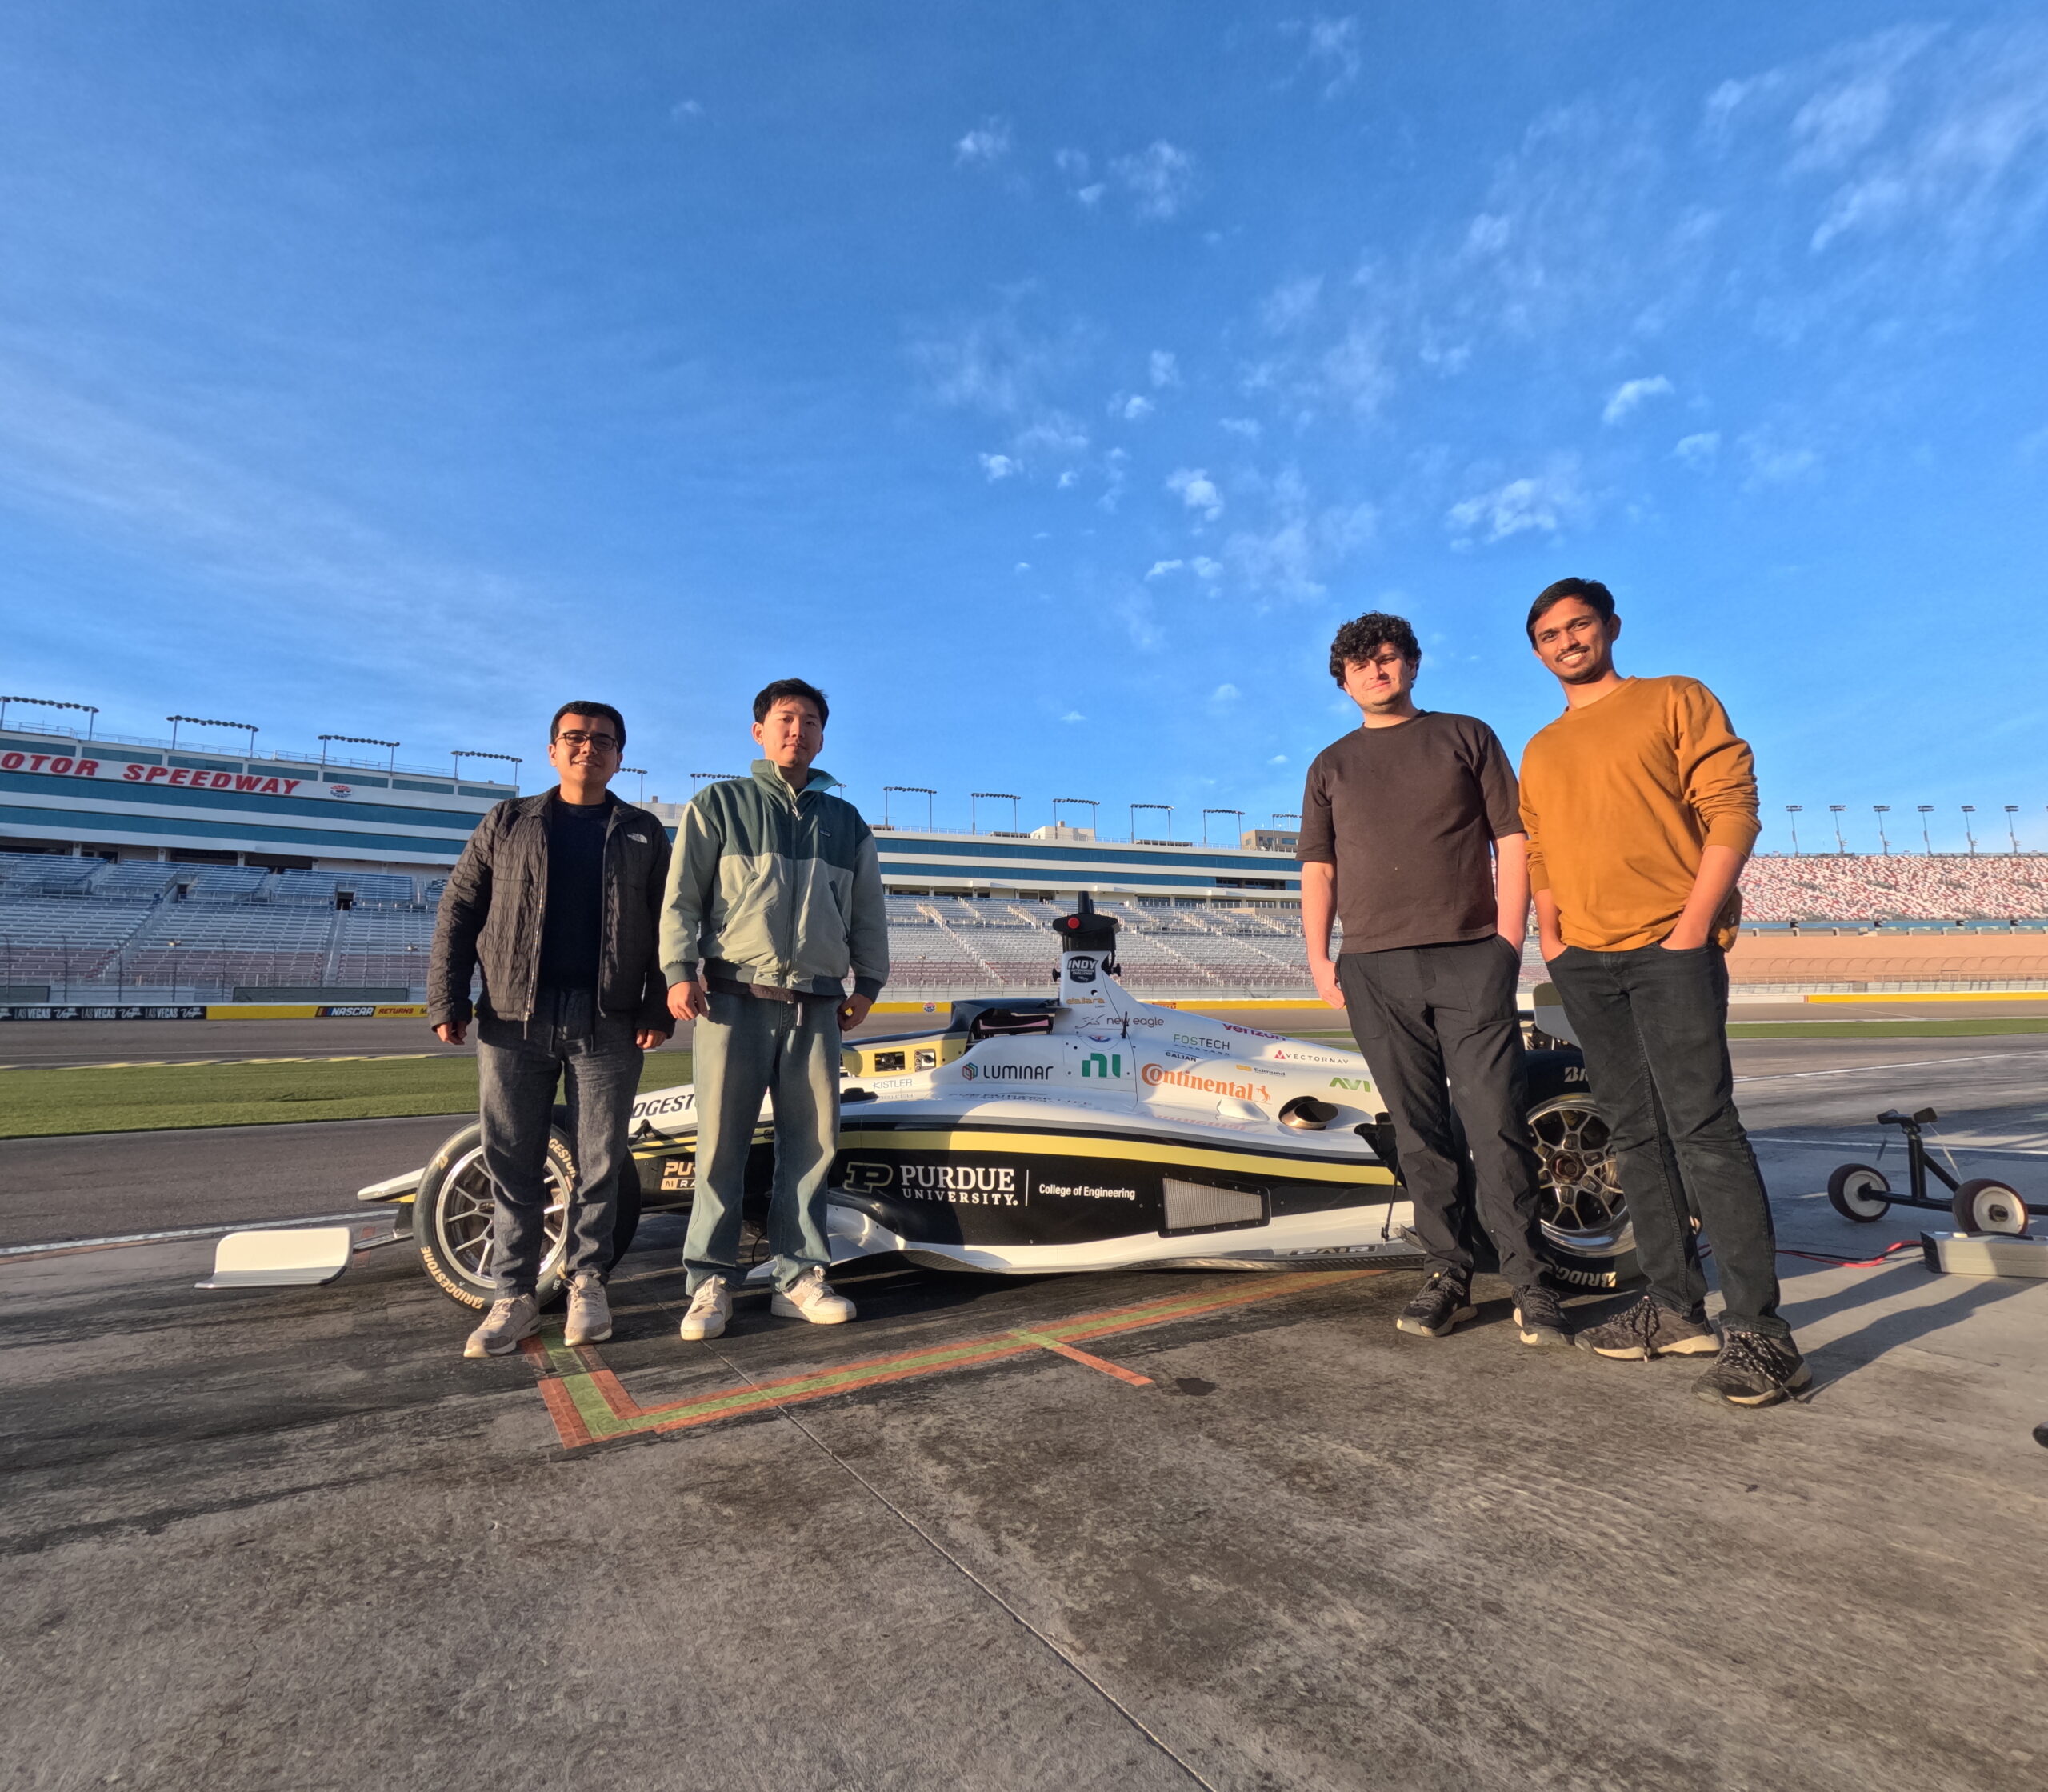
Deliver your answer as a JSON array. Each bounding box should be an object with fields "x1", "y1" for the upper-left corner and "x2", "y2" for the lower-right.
[{"x1": 1082, "y1": 1052, "x2": 1123, "y2": 1078}]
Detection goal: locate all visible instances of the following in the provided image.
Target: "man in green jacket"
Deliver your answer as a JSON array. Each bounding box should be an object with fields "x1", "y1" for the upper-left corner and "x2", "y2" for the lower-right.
[{"x1": 661, "y1": 678, "x2": 889, "y2": 1340}]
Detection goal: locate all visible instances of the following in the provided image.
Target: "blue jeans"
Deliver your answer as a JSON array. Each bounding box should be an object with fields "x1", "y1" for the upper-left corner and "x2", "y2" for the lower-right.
[
  {"x1": 476, "y1": 987, "x2": 642, "y2": 1296},
  {"x1": 1546, "y1": 943, "x2": 1787, "y2": 1339},
  {"x1": 685, "y1": 990, "x2": 840, "y2": 1294}
]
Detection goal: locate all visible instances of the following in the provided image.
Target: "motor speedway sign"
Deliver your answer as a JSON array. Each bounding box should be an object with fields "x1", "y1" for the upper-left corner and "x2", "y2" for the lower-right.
[{"x1": 5, "y1": 749, "x2": 360, "y2": 801}]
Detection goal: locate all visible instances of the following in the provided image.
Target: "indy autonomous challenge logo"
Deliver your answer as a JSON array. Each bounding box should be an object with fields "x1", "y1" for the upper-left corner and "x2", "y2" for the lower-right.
[
  {"x1": 1066, "y1": 954, "x2": 1097, "y2": 984},
  {"x1": 958, "y1": 1062, "x2": 1053, "y2": 1082}
]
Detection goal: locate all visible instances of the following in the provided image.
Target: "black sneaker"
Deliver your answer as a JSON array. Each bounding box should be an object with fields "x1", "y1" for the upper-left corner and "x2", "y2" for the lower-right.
[
  {"x1": 1694, "y1": 1332, "x2": 1812, "y2": 1407},
  {"x1": 1511, "y1": 1284, "x2": 1572, "y2": 1348},
  {"x1": 1396, "y1": 1269, "x2": 1476, "y2": 1338},
  {"x1": 1573, "y1": 1294, "x2": 1719, "y2": 1361}
]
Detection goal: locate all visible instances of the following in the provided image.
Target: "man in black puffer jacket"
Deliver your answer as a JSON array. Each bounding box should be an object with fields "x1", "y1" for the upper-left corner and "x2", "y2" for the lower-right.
[{"x1": 429, "y1": 702, "x2": 671, "y2": 1360}]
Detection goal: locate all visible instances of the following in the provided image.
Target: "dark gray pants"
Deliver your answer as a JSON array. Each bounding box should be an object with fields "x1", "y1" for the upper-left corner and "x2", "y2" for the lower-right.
[
  {"x1": 1546, "y1": 943, "x2": 1786, "y2": 1339},
  {"x1": 476, "y1": 986, "x2": 642, "y2": 1297},
  {"x1": 1338, "y1": 937, "x2": 1549, "y2": 1288}
]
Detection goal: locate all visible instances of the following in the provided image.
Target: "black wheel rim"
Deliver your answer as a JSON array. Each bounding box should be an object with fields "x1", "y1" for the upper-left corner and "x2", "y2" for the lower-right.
[{"x1": 1528, "y1": 1094, "x2": 1632, "y2": 1259}]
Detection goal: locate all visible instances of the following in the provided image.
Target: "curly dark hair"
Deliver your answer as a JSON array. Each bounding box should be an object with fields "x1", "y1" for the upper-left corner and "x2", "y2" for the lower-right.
[
  {"x1": 1328, "y1": 612, "x2": 1420, "y2": 685},
  {"x1": 752, "y1": 678, "x2": 830, "y2": 726}
]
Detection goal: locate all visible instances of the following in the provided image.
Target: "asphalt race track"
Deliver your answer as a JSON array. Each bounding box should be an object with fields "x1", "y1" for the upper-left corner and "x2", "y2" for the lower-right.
[{"x1": 2, "y1": 1022, "x2": 2045, "y2": 1790}]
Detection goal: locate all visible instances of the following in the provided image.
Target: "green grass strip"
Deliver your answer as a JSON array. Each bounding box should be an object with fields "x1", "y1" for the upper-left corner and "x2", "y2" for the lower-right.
[{"x1": 0, "y1": 1049, "x2": 693, "y2": 1138}]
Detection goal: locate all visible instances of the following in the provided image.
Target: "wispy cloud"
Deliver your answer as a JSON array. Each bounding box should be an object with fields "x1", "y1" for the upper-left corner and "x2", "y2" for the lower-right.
[
  {"x1": 1446, "y1": 461, "x2": 1588, "y2": 546},
  {"x1": 1674, "y1": 430, "x2": 1721, "y2": 470},
  {"x1": 978, "y1": 452, "x2": 1019, "y2": 481},
  {"x1": 1260, "y1": 274, "x2": 1323, "y2": 334},
  {"x1": 1148, "y1": 350, "x2": 1181, "y2": 388},
  {"x1": 1114, "y1": 393, "x2": 1154, "y2": 422},
  {"x1": 1603, "y1": 374, "x2": 1675, "y2": 424},
  {"x1": 1284, "y1": 16, "x2": 1364, "y2": 98},
  {"x1": 1111, "y1": 141, "x2": 1198, "y2": 220},
  {"x1": 1222, "y1": 467, "x2": 1374, "y2": 598},
  {"x1": 1166, "y1": 466, "x2": 1224, "y2": 521},
  {"x1": 954, "y1": 118, "x2": 1013, "y2": 167}
]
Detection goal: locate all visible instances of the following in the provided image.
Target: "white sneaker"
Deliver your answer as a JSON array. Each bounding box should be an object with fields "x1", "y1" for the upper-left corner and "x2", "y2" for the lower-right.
[
  {"x1": 771, "y1": 1266, "x2": 855, "y2": 1326},
  {"x1": 679, "y1": 1277, "x2": 732, "y2": 1342},
  {"x1": 562, "y1": 1271, "x2": 612, "y2": 1347},
  {"x1": 464, "y1": 1294, "x2": 539, "y2": 1358}
]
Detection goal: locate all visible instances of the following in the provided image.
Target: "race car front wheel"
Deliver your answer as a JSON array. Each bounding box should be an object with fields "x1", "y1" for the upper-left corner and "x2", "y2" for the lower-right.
[{"x1": 413, "y1": 1110, "x2": 642, "y2": 1310}]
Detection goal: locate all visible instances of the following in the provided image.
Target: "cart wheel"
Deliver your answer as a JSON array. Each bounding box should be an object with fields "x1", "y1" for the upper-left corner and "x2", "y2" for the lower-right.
[
  {"x1": 1826, "y1": 1163, "x2": 1891, "y2": 1223},
  {"x1": 1953, "y1": 1178, "x2": 2030, "y2": 1237}
]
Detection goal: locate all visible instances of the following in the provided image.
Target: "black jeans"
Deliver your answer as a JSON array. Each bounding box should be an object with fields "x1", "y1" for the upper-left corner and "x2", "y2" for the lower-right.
[
  {"x1": 1545, "y1": 943, "x2": 1786, "y2": 1338},
  {"x1": 476, "y1": 986, "x2": 642, "y2": 1296},
  {"x1": 1338, "y1": 937, "x2": 1550, "y2": 1288}
]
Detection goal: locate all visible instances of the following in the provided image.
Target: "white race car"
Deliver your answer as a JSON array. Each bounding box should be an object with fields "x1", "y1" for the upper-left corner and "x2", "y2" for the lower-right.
[{"x1": 201, "y1": 900, "x2": 1630, "y2": 1299}]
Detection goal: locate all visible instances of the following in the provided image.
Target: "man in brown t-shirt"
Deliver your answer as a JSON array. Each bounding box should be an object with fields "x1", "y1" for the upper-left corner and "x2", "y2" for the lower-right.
[{"x1": 1301, "y1": 611, "x2": 1566, "y2": 1347}]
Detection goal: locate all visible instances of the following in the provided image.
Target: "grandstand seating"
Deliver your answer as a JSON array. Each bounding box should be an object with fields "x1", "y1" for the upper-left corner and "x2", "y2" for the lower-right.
[
  {"x1": 1740, "y1": 854, "x2": 2048, "y2": 922},
  {"x1": 91, "y1": 862, "x2": 177, "y2": 899},
  {"x1": 6, "y1": 853, "x2": 2046, "y2": 998}
]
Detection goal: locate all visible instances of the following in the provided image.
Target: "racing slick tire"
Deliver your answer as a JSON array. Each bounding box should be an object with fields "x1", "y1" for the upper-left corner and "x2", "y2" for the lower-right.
[
  {"x1": 1523, "y1": 1049, "x2": 1638, "y2": 1290},
  {"x1": 413, "y1": 1110, "x2": 643, "y2": 1310}
]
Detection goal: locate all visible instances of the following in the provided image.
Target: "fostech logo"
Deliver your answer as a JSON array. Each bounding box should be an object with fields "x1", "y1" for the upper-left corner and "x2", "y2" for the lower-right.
[{"x1": 1142, "y1": 1062, "x2": 1271, "y2": 1102}]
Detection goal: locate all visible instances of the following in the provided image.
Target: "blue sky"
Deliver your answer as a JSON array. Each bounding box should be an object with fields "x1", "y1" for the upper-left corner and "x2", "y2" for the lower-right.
[{"x1": 3, "y1": 2, "x2": 2046, "y2": 852}]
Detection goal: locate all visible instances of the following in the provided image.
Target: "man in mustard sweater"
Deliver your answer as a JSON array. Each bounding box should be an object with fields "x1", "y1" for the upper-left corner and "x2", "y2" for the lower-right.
[{"x1": 1518, "y1": 578, "x2": 1807, "y2": 1406}]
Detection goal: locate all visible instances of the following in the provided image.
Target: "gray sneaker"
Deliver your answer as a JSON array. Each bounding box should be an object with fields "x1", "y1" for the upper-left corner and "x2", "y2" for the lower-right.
[
  {"x1": 771, "y1": 1266, "x2": 856, "y2": 1325},
  {"x1": 1574, "y1": 1294, "x2": 1719, "y2": 1361},
  {"x1": 679, "y1": 1276, "x2": 732, "y2": 1342},
  {"x1": 562, "y1": 1271, "x2": 612, "y2": 1347},
  {"x1": 1693, "y1": 1332, "x2": 1812, "y2": 1407},
  {"x1": 464, "y1": 1294, "x2": 539, "y2": 1358},
  {"x1": 1511, "y1": 1284, "x2": 1572, "y2": 1348}
]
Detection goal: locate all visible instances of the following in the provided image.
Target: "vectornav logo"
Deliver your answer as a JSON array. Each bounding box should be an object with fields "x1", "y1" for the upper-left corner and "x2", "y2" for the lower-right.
[{"x1": 1142, "y1": 1062, "x2": 1271, "y2": 1103}]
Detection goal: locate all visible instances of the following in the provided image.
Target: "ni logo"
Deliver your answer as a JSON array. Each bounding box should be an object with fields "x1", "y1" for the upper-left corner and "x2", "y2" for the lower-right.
[{"x1": 1081, "y1": 1052, "x2": 1123, "y2": 1078}]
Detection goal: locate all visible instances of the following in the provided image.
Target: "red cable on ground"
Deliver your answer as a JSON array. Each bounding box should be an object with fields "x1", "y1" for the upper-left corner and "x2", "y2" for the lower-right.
[{"x1": 1774, "y1": 1239, "x2": 1923, "y2": 1269}]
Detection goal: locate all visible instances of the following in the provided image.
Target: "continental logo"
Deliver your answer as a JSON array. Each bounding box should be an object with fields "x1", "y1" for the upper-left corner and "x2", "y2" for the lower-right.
[{"x1": 1142, "y1": 1062, "x2": 1271, "y2": 1102}]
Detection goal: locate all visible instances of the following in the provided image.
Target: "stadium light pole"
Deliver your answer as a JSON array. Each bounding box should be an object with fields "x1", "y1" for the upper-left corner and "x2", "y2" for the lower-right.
[
  {"x1": 1202, "y1": 808, "x2": 1245, "y2": 846},
  {"x1": 1917, "y1": 805, "x2": 1935, "y2": 855},
  {"x1": 2006, "y1": 805, "x2": 2022, "y2": 854},
  {"x1": 621, "y1": 766, "x2": 648, "y2": 803},
  {"x1": 0, "y1": 696, "x2": 99, "y2": 738},
  {"x1": 970, "y1": 792, "x2": 1020, "y2": 835},
  {"x1": 1270, "y1": 812, "x2": 1301, "y2": 830},
  {"x1": 883, "y1": 786, "x2": 935, "y2": 830},
  {"x1": 319, "y1": 733, "x2": 399, "y2": 774},
  {"x1": 689, "y1": 772, "x2": 740, "y2": 794},
  {"x1": 1828, "y1": 805, "x2": 1848, "y2": 854},
  {"x1": 453, "y1": 749, "x2": 522, "y2": 789},
  {"x1": 1131, "y1": 803, "x2": 1174, "y2": 843},
  {"x1": 1961, "y1": 805, "x2": 1978, "y2": 856},
  {"x1": 1050, "y1": 798, "x2": 1098, "y2": 836},
  {"x1": 168, "y1": 714, "x2": 258, "y2": 755},
  {"x1": 1784, "y1": 804, "x2": 1802, "y2": 854},
  {"x1": 1872, "y1": 805, "x2": 1891, "y2": 855}
]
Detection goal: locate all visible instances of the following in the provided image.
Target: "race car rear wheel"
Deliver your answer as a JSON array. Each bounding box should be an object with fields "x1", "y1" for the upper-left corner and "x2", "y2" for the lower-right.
[
  {"x1": 413, "y1": 1113, "x2": 642, "y2": 1310},
  {"x1": 1524, "y1": 1067, "x2": 1638, "y2": 1290}
]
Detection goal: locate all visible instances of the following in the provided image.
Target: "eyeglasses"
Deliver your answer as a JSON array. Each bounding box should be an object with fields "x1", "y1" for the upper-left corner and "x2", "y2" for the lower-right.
[{"x1": 555, "y1": 731, "x2": 620, "y2": 752}]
